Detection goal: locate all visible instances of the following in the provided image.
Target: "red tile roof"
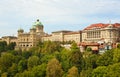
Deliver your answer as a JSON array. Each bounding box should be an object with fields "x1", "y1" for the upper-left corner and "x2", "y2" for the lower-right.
[
  {"x1": 79, "y1": 42, "x2": 99, "y2": 46},
  {"x1": 84, "y1": 23, "x2": 120, "y2": 30}
]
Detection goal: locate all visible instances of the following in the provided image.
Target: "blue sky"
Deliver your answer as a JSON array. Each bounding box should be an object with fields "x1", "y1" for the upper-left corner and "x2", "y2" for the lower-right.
[{"x1": 0, "y1": 0, "x2": 120, "y2": 37}]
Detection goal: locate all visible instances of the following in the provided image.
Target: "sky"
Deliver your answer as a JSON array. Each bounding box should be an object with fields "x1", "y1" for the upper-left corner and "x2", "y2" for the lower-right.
[{"x1": 0, "y1": 0, "x2": 120, "y2": 37}]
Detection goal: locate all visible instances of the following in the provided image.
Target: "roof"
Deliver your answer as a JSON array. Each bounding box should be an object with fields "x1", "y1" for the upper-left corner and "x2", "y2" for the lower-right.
[
  {"x1": 79, "y1": 42, "x2": 99, "y2": 46},
  {"x1": 2, "y1": 36, "x2": 17, "y2": 39},
  {"x1": 52, "y1": 30, "x2": 72, "y2": 33},
  {"x1": 84, "y1": 23, "x2": 120, "y2": 30}
]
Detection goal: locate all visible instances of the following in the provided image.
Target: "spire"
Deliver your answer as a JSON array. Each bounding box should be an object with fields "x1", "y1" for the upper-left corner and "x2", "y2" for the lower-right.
[
  {"x1": 37, "y1": 19, "x2": 39, "y2": 22},
  {"x1": 109, "y1": 20, "x2": 111, "y2": 25},
  {"x1": 35, "y1": 19, "x2": 43, "y2": 26},
  {"x1": 108, "y1": 20, "x2": 113, "y2": 28}
]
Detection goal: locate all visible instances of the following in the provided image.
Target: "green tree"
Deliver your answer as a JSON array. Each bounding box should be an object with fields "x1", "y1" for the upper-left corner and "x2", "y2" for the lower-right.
[
  {"x1": 86, "y1": 47, "x2": 92, "y2": 52},
  {"x1": 97, "y1": 49, "x2": 113, "y2": 66},
  {"x1": 80, "y1": 69, "x2": 93, "y2": 77},
  {"x1": 15, "y1": 71, "x2": 34, "y2": 77},
  {"x1": 27, "y1": 56, "x2": 40, "y2": 70},
  {"x1": 8, "y1": 63, "x2": 18, "y2": 77},
  {"x1": 1, "y1": 72, "x2": 8, "y2": 77},
  {"x1": 85, "y1": 54, "x2": 98, "y2": 69},
  {"x1": 32, "y1": 63, "x2": 47, "y2": 77},
  {"x1": 29, "y1": 47, "x2": 41, "y2": 57},
  {"x1": 69, "y1": 42, "x2": 84, "y2": 72},
  {"x1": 70, "y1": 42, "x2": 79, "y2": 52},
  {"x1": 41, "y1": 41, "x2": 62, "y2": 53},
  {"x1": 7, "y1": 42, "x2": 16, "y2": 50},
  {"x1": 46, "y1": 58, "x2": 63, "y2": 77},
  {"x1": 60, "y1": 49, "x2": 71, "y2": 72},
  {"x1": 66, "y1": 66, "x2": 79, "y2": 77},
  {"x1": 40, "y1": 53, "x2": 55, "y2": 64},
  {"x1": 91, "y1": 66, "x2": 107, "y2": 77},
  {"x1": 113, "y1": 48, "x2": 120, "y2": 63},
  {"x1": 14, "y1": 73, "x2": 22, "y2": 77},
  {"x1": 117, "y1": 43, "x2": 120, "y2": 49},
  {"x1": 0, "y1": 41, "x2": 7, "y2": 52},
  {"x1": 20, "y1": 70, "x2": 34, "y2": 77},
  {"x1": 18, "y1": 59, "x2": 27, "y2": 72},
  {"x1": 0, "y1": 53, "x2": 15, "y2": 73},
  {"x1": 105, "y1": 63, "x2": 120, "y2": 77},
  {"x1": 22, "y1": 51, "x2": 32, "y2": 59}
]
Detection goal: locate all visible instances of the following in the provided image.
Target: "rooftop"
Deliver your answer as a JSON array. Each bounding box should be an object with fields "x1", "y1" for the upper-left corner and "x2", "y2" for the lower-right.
[
  {"x1": 52, "y1": 30, "x2": 72, "y2": 33},
  {"x1": 84, "y1": 23, "x2": 120, "y2": 30}
]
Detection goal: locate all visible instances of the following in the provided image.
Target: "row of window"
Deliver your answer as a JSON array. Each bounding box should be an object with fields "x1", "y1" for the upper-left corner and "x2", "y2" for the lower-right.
[
  {"x1": 19, "y1": 44, "x2": 36, "y2": 47},
  {"x1": 87, "y1": 31, "x2": 101, "y2": 38},
  {"x1": 18, "y1": 38, "x2": 36, "y2": 42}
]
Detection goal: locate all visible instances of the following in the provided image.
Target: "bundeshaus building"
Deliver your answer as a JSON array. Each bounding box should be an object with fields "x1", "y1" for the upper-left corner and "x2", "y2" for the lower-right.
[
  {"x1": 1, "y1": 20, "x2": 120, "y2": 51},
  {"x1": 15, "y1": 19, "x2": 45, "y2": 50}
]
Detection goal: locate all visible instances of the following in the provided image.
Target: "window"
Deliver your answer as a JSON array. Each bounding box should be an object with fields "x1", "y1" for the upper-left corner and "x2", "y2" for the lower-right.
[{"x1": 87, "y1": 31, "x2": 101, "y2": 38}]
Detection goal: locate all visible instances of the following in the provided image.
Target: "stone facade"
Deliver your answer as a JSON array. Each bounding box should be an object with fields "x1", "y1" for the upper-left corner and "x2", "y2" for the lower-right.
[
  {"x1": 42, "y1": 23, "x2": 120, "y2": 45},
  {"x1": 42, "y1": 30, "x2": 72, "y2": 42},
  {"x1": 1, "y1": 36, "x2": 17, "y2": 44},
  {"x1": 1, "y1": 20, "x2": 120, "y2": 51},
  {"x1": 82, "y1": 23, "x2": 120, "y2": 43},
  {"x1": 51, "y1": 30, "x2": 72, "y2": 42},
  {"x1": 15, "y1": 19, "x2": 45, "y2": 51},
  {"x1": 42, "y1": 34, "x2": 52, "y2": 41},
  {"x1": 64, "y1": 31, "x2": 82, "y2": 43}
]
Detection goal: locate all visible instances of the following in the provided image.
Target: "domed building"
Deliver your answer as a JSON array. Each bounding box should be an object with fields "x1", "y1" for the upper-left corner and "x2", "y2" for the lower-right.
[
  {"x1": 15, "y1": 19, "x2": 45, "y2": 51},
  {"x1": 15, "y1": 19, "x2": 120, "y2": 52}
]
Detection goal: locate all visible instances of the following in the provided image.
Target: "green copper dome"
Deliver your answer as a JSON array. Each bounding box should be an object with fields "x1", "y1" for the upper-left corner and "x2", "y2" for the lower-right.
[
  {"x1": 31, "y1": 19, "x2": 43, "y2": 29},
  {"x1": 31, "y1": 24, "x2": 36, "y2": 29},
  {"x1": 35, "y1": 19, "x2": 43, "y2": 26}
]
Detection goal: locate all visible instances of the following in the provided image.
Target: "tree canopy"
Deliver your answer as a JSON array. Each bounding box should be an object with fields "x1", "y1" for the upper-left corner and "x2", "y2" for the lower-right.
[{"x1": 0, "y1": 41, "x2": 120, "y2": 77}]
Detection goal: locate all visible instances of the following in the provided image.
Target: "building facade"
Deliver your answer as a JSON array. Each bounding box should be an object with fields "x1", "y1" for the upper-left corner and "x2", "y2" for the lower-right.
[
  {"x1": 42, "y1": 23, "x2": 120, "y2": 53},
  {"x1": 42, "y1": 34, "x2": 52, "y2": 41},
  {"x1": 42, "y1": 23, "x2": 120, "y2": 45},
  {"x1": 82, "y1": 23, "x2": 120, "y2": 43},
  {"x1": 42, "y1": 30, "x2": 72, "y2": 42},
  {"x1": 15, "y1": 19, "x2": 45, "y2": 50},
  {"x1": 1, "y1": 36, "x2": 17, "y2": 44},
  {"x1": 64, "y1": 31, "x2": 82, "y2": 43},
  {"x1": 1, "y1": 19, "x2": 120, "y2": 51}
]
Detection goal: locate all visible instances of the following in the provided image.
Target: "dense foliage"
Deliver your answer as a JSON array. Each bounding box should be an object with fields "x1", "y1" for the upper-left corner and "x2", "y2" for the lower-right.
[{"x1": 0, "y1": 41, "x2": 120, "y2": 77}]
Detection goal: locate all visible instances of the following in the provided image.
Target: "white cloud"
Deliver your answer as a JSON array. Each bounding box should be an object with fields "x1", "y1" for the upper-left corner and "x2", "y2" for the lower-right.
[
  {"x1": 0, "y1": 0, "x2": 120, "y2": 37},
  {"x1": 1, "y1": 0, "x2": 120, "y2": 17}
]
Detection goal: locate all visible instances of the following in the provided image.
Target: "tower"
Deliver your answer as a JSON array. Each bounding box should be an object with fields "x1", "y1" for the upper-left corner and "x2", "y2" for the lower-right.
[
  {"x1": 15, "y1": 19, "x2": 45, "y2": 51},
  {"x1": 18, "y1": 28, "x2": 24, "y2": 35},
  {"x1": 30, "y1": 28, "x2": 36, "y2": 34},
  {"x1": 33, "y1": 19, "x2": 44, "y2": 36}
]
